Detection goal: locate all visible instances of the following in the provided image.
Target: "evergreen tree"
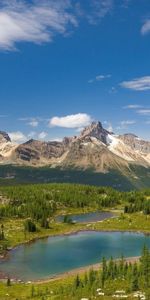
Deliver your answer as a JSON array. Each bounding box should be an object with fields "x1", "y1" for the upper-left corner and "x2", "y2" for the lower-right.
[{"x1": 131, "y1": 263, "x2": 139, "y2": 291}]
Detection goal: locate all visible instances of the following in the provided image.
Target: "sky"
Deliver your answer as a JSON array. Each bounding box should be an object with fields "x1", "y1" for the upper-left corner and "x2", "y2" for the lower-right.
[{"x1": 0, "y1": 0, "x2": 150, "y2": 143}]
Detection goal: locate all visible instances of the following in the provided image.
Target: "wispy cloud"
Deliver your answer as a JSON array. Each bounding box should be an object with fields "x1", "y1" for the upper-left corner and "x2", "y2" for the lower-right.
[
  {"x1": 85, "y1": 0, "x2": 113, "y2": 25},
  {"x1": 116, "y1": 120, "x2": 136, "y2": 130},
  {"x1": 0, "y1": 0, "x2": 77, "y2": 51},
  {"x1": 27, "y1": 119, "x2": 39, "y2": 128},
  {"x1": 0, "y1": 0, "x2": 131, "y2": 51},
  {"x1": 141, "y1": 20, "x2": 150, "y2": 35},
  {"x1": 38, "y1": 131, "x2": 48, "y2": 140},
  {"x1": 120, "y1": 76, "x2": 150, "y2": 91},
  {"x1": 120, "y1": 120, "x2": 136, "y2": 126},
  {"x1": 49, "y1": 113, "x2": 92, "y2": 128},
  {"x1": 19, "y1": 117, "x2": 45, "y2": 127},
  {"x1": 123, "y1": 104, "x2": 142, "y2": 109},
  {"x1": 136, "y1": 109, "x2": 150, "y2": 116},
  {"x1": 88, "y1": 74, "x2": 111, "y2": 83}
]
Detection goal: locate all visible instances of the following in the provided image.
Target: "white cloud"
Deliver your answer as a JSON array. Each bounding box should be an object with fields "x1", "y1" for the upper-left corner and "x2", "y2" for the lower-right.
[
  {"x1": 38, "y1": 131, "x2": 48, "y2": 140},
  {"x1": 88, "y1": 74, "x2": 111, "y2": 83},
  {"x1": 9, "y1": 131, "x2": 27, "y2": 143},
  {"x1": 0, "y1": 1, "x2": 134, "y2": 51},
  {"x1": 120, "y1": 76, "x2": 150, "y2": 91},
  {"x1": 0, "y1": 0, "x2": 77, "y2": 51},
  {"x1": 141, "y1": 20, "x2": 150, "y2": 35},
  {"x1": 96, "y1": 74, "x2": 111, "y2": 80},
  {"x1": 137, "y1": 109, "x2": 150, "y2": 116},
  {"x1": 49, "y1": 113, "x2": 92, "y2": 128}
]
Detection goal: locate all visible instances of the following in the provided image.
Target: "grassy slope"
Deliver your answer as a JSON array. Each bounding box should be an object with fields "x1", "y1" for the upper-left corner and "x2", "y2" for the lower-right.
[{"x1": 0, "y1": 277, "x2": 143, "y2": 300}]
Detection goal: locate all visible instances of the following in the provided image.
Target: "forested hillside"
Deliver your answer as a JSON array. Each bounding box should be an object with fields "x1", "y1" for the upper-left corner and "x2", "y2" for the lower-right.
[{"x1": 0, "y1": 183, "x2": 150, "y2": 222}]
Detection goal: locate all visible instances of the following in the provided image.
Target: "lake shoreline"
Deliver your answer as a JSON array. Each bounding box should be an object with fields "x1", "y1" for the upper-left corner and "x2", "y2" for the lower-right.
[
  {"x1": 35, "y1": 255, "x2": 140, "y2": 284},
  {"x1": 0, "y1": 255, "x2": 140, "y2": 283}
]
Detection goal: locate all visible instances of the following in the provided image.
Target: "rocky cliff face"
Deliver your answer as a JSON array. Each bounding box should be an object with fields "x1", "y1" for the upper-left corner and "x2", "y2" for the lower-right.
[
  {"x1": 0, "y1": 131, "x2": 17, "y2": 159},
  {"x1": 79, "y1": 121, "x2": 109, "y2": 144},
  {"x1": 0, "y1": 131, "x2": 11, "y2": 143},
  {"x1": 119, "y1": 134, "x2": 150, "y2": 154},
  {"x1": 0, "y1": 122, "x2": 150, "y2": 173}
]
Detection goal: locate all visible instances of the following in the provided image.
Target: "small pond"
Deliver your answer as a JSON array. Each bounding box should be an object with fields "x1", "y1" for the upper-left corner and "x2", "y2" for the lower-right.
[{"x1": 55, "y1": 211, "x2": 115, "y2": 223}]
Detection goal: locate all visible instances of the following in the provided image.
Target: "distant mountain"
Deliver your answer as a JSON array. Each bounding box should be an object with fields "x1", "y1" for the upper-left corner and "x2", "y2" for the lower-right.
[
  {"x1": 0, "y1": 131, "x2": 17, "y2": 160},
  {"x1": 0, "y1": 121, "x2": 150, "y2": 188}
]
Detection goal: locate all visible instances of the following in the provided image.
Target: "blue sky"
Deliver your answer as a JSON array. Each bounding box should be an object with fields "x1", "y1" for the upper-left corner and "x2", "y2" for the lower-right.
[{"x1": 0, "y1": 0, "x2": 150, "y2": 142}]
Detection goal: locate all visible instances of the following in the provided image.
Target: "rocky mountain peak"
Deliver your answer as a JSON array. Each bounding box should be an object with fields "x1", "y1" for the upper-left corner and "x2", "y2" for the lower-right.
[
  {"x1": 0, "y1": 131, "x2": 11, "y2": 143},
  {"x1": 79, "y1": 121, "x2": 109, "y2": 144},
  {"x1": 119, "y1": 133, "x2": 150, "y2": 154},
  {"x1": 120, "y1": 133, "x2": 138, "y2": 139}
]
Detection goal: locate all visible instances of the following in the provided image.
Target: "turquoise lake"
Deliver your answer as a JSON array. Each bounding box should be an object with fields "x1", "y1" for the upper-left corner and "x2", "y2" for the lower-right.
[
  {"x1": 0, "y1": 231, "x2": 150, "y2": 281},
  {"x1": 55, "y1": 211, "x2": 115, "y2": 223}
]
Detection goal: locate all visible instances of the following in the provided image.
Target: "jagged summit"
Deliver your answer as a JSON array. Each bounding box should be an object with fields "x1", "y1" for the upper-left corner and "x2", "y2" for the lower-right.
[
  {"x1": 0, "y1": 131, "x2": 11, "y2": 143},
  {"x1": 79, "y1": 121, "x2": 109, "y2": 144},
  {"x1": 0, "y1": 121, "x2": 150, "y2": 173}
]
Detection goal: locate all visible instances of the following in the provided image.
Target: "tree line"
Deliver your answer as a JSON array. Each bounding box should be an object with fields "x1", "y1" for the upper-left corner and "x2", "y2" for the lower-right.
[{"x1": 0, "y1": 184, "x2": 150, "y2": 226}]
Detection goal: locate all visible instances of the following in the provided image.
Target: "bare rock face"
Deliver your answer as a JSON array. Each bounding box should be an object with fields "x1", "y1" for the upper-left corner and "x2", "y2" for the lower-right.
[
  {"x1": 79, "y1": 121, "x2": 109, "y2": 144},
  {"x1": 0, "y1": 131, "x2": 11, "y2": 143},
  {"x1": 0, "y1": 121, "x2": 150, "y2": 173},
  {"x1": 61, "y1": 136, "x2": 129, "y2": 172},
  {"x1": 14, "y1": 139, "x2": 68, "y2": 164},
  {"x1": 0, "y1": 131, "x2": 18, "y2": 160},
  {"x1": 119, "y1": 134, "x2": 150, "y2": 154}
]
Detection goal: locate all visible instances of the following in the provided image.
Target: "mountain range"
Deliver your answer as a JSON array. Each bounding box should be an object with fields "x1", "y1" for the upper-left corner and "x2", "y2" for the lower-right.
[
  {"x1": 0, "y1": 121, "x2": 150, "y2": 189},
  {"x1": 0, "y1": 121, "x2": 150, "y2": 171}
]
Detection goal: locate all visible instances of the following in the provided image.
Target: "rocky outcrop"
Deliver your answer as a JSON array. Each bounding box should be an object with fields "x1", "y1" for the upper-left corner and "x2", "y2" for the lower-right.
[
  {"x1": 119, "y1": 134, "x2": 150, "y2": 154},
  {"x1": 14, "y1": 139, "x2": 68, "y2": 164},
  {"x1": 0, "y1": 131, "x2": 17, "y2": 159},
  {"x1": 0, "y1": 131, "x2": 11, "y2": 143},
  {"x1": 0, "y1": 122, "x2": 150, "y2": 173},
  {"x1": 79, "y1": 121, "x2": 109, "y2": 144}
]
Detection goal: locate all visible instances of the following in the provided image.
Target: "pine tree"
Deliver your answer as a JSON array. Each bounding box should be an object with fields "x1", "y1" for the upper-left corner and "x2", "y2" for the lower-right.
[
  {"x1": 74, "y1": 274, "x2": 81, "y2": 289},
  {"x1": 101, "y1": 257, "x2": 107, "y2": 287},
  {"x1": 131, "y1": 263, "x2": 139, "y2": 291},
  {"x1": 140, "y1": 245, "x2": 150, "y2": 288}
]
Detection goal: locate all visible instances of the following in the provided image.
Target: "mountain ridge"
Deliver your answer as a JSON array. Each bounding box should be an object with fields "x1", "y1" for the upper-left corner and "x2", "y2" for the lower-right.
[{"x1": 0, "y1": 121, "x2": 150, "y2": 175}]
